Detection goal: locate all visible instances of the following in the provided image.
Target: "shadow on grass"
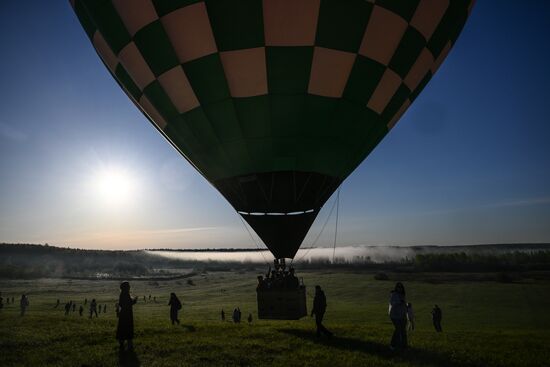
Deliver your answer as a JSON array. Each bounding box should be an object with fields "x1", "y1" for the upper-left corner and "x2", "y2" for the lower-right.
[
  {"x1": 278, "y1": 329, "x2": 485, "y2": 367},
  {"x1": 182, "y1": 324, "x2": 196, "y2": 332},
  {"x1": 118, "y1": 349, "x2": 140, "y2": 367}
]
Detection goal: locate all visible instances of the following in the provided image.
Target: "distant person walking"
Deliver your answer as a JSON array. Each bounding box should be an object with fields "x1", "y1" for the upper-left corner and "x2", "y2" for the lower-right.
[
  {"x1": 221, "y1": 309, "x2": 225, "y2": 321},
  {"x1": 0, "y1": 292, "x2": 4, "y2": 310},
  {"x1": 311, "y1": 285, "x2": 333, "y2": 338},
  {"x1": 89, "y1": 299, "x2": 98, "y2": 318},
  {"x1": 168, "y1": 293, "x2": 182, "y2": 325},
  {"x1": 20, "y1": 294, "x2": 29, "y2": 316},
  {"x1": 55, "y1": 299, "x2": 60, "y2": 308},
  {"x1": 431, "y1": 305, "x2": 443, "y2": 332},
  {"x1": 232, "y1": 308, "x2": 240, "y2": 323},
  {"x1": 247, "y1": 313, "x2": 252, "y2": 324},
  {"x1": 389, "y1": 282, "x2": 407, "y2": 349},
  {"x1": 64, "y1": 301, "x2": 71, "y2": 316},
  {"x1": 116, "y1": 281, "x2": 137, "y2": 351},
  {"x1": 79, "y1": 305, "x2": 84, "y2": 316},
  {"x1": 72, "y1": 302, "x2": 76, "y2": 312},
  {"x1": 103, "y1": 304, "x2": 107, "y2": 313},
  {"x1": 98, "y1": 304, "x2": 102, "y2": 314},
  {"x1": 406, "y1": 303, "x2": 415, "y2": 331}
]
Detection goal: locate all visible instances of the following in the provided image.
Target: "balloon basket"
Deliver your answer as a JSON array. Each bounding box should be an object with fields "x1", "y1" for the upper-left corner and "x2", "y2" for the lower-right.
[{"x1": 257, "y1": 286, "x2": 307, "y2": 320}]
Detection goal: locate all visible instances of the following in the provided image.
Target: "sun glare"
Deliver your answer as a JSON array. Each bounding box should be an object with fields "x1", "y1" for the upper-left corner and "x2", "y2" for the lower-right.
[{"x1": 93, "y1": 166, "x2": 136, "y2": 205}]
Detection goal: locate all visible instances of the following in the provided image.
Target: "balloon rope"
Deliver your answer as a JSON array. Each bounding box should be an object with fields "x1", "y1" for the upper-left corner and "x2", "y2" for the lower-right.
[
  {"x1": 332, "y1": 187, "x2": 340, "y2": 264},
  {"x1": 292, "y1": 186, "x2": 340, "y2": 264},
  {"x1": 236, "y1": 213, "x2": 271, "y2": 266},
  {"x1": 323, "y1": 186, "x2": 341, "y2": 298}
]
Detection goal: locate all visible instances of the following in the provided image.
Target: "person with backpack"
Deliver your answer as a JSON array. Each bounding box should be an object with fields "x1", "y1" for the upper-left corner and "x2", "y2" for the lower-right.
[{"x1": 168, "y1": 293, "x2": 182, "y2": 325}]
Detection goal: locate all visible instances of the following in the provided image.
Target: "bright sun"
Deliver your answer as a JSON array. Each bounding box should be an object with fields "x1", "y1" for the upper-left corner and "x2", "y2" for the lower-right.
[{"x1": 93, "y1": 167, "x2": 136, "y2": 205}]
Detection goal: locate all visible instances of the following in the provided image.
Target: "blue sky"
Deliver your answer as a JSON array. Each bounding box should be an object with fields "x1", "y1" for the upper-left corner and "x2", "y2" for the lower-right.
[{"x1": 0, "y1": 1, "x2": 549, "y2": 250}]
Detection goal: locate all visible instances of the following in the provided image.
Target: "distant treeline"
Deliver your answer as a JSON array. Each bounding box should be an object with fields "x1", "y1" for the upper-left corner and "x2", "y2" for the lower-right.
[
  {"x1": 1, "y1": 243, "x2": 549, "y2": 279},
  {"x1": 148, "y1": 247, "x2": 268, "y2": 252},
  {"x1": 412, "y1": 251, "x2": 550, "y2": 272},
  {"x1": 0, "y1": 243, "x2": 200, "y2": 279},
  {"x1": 150, "y1": 243, "x2": 550, "y2": 253},
  {"x1": 295, "y1": 251, "x2": 550, "y2": 273}
]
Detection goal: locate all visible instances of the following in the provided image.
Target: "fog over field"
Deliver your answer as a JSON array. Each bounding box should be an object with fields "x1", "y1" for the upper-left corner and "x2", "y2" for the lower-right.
[{"x1": 148, "y1": 244, "x2": 549, "y2": 264}]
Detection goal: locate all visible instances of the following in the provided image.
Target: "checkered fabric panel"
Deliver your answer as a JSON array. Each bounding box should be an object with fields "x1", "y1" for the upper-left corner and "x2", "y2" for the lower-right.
[{"x1": 73, "y1": 0, "x2": 474, "y2": 183}]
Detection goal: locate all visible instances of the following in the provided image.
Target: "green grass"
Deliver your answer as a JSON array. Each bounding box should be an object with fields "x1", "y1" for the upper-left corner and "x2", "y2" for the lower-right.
[{"x1": 1, "y1": 271, "x2": 550, "y2": 366}]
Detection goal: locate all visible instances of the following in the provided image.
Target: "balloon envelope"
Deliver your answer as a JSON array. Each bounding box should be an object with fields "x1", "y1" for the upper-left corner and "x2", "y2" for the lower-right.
[{"x1": 72, "y1": 0, "x2": 473, "y2": 258}]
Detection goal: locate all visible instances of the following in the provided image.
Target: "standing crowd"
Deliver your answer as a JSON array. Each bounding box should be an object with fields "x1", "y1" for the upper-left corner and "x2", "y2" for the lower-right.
[{"x1": 1, "y1": 279, "x2": 444, "y2": 352}]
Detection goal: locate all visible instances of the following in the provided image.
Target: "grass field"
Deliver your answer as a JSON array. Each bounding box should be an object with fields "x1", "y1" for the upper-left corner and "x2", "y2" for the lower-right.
[{"x1": 1, "y1": 271, "x2": 550, "y2": 366}]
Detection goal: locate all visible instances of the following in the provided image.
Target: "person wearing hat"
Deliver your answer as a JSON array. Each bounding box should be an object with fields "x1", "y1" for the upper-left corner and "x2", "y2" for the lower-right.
[{"x1": 116, "y1": 281, "x2": 138, "y2": 351}]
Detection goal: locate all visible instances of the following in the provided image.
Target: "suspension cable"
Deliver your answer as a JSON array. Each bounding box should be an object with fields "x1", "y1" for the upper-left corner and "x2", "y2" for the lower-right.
[
  {"x1": 332, "y1": 187, "x2": 340, "y2": 264},
  {"x1": 236, "y1": 213, "x2": 271, "y2": 266},
  {"x1": 292, "y1": 187, "x2": 340, "y2": 264}
]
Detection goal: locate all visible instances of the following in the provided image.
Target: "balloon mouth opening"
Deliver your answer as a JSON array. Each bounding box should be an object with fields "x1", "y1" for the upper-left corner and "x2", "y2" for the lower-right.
[{"x1": 238, "y1": 209, "x2": 316, "y2": 216}]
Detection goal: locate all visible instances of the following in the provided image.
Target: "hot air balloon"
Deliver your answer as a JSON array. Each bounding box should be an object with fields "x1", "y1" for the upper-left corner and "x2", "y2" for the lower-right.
[{"x1": 72, "y1": 0, "x2": 474, "y2": 319}]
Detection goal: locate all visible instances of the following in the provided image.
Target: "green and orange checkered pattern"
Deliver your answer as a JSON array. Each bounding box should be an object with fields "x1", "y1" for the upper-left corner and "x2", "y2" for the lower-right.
[{"x1": 72, "y1": 0, "x2": 473, "y2": 183}]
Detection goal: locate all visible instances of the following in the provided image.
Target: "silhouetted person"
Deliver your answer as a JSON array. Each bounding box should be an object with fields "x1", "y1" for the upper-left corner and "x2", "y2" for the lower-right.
[
  {"x1": 153, "y1": 296, "x2": 156, "y2": 303},
  {"x1": 221, "y1": 309, "x2": 225, "y2": 321},
  {"x1": 311, "y1": 285, "x2": 332, "y2": 337},
  {"x1": 256, "y1": 275, "x2": 266, "y2": 291},
  {"x1": 247, "y1": 313, "x2": 252, "y2": 324},
  {"x1": 55, "y1": 299, "x2": 60, "y2": 308},
  {"x1": 149, "y1": 295, "x2": 151, "y2": 300},
  {"x1": 287, "y1": 268, "x2": 299, "y2": 289},
  {"x1": 389, "y1": 282, "x2": 407, "y2": 349},
  {"x1": 407, "y1": 303, "x2": 415, "y2": 331},
  {"x1": 79, "y1": 305, "x2": 84, "y2": 316},
  {"x1": 103, "y1": 304, "x2": 107, "y2": 313},
  {"x1": 72, "y1": 303, "x2": 76, "y2": 312},
  {"x1": 232, "y1": 308, "x2": 239, "y2": 323},
  {"x1": 116, "y1": 281, "x2": 137, "y2": 351},
  {"x1": 84, "y1": 298, "x2": 87, "y2": 305},
  {"x1": 431, "y1": 305, "x2": 443, "y2": 332},
  {"x1": 90, "y1": 299, "x2": 98, "y2": 318},
  {"x1": 168, "y1": 293, "x2": 182, "y2": 325},
  {"x1": 6, "y1": 296, "x2": 10, "y2": 305},
  {"x1": 98, "y1": 304, "x2": 102, "y2": 314},
  {"x1": 0, "y1": 292, "x2": 3, "y2": 310},
  {"x1": 20, "y1": 294, "x2": 29, "y2": 316},
  {"x1": 64, "y1": 301, "x2": 71, "y2": 316}
]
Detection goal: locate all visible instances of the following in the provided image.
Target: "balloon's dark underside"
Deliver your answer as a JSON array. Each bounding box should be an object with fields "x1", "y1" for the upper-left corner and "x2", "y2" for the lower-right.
[{"x1": 215, "y1": 170, "x2": 342, "y2": 258}]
